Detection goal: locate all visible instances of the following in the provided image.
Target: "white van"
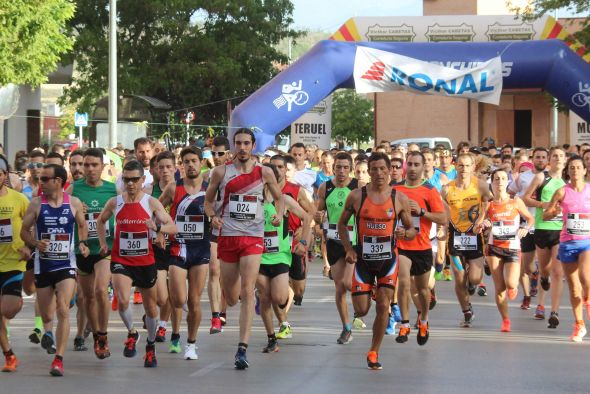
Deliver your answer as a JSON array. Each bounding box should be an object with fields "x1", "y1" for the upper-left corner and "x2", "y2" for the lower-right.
[{"x1": 390, "y1": 137, "x2": 453, "y2": 150}]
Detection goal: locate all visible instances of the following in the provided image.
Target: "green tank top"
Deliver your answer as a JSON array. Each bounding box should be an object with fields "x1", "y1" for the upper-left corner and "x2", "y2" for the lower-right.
[
  {"x1": 325, "y1": 179, "x2": 357, "y2": 245},
  {"x1": 71, "y1": 179, "x2": 117, "y2": 255},
  {"x1": 535, "y1": 173, "x2": 565, "y2": 230},
  {"x1": 151, "y1": 182, "x2": 163, "y2": 199},
  {"x1": 261, "y1": 202, "x2": 291, "y2": 265}
]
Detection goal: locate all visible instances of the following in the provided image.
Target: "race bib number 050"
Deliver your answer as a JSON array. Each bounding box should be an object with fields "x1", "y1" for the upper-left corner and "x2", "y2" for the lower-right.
[{"x1": 175, "y1": 215, "x2": 205, "y2": 241}]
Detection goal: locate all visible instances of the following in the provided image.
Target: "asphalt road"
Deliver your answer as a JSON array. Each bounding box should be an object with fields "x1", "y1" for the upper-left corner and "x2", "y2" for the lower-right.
[{"x1": 2, "y1": 261, "x2": 588, "y2": 394}]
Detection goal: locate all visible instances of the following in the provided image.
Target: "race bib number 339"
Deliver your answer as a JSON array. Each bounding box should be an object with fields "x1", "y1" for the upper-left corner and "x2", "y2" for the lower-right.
[
  {"x1": 362, "y1": 235, "x2": 392, "y2": 261},
  {"x1": 229, "y1": 194, "x2": 257, "y2": 221}
]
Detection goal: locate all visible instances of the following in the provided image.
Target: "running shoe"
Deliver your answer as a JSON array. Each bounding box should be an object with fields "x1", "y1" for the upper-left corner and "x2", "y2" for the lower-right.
[
  {"x1": 234, "y1": 348, "x2": 249, "y2": 370},
  {"x1": 468, "y1": 282, "x2": 477, "y2": 296},
  {"x1": 133, "y1": 291, "x2": 143, "y2": 304},
  {"x1": 385, "y1": 314, "x2": 396, "y2": 336},
  {"x1": 484, "y1": 263, "x2": 491, "y2": 276},
  {"x1": 434, "y1": 271, "x2": 443, "y2": 281},
  {"x1": 366, "y1": 351, "x2": 382, "y2": 370},
  {"x1": 417, "y1": 322, "x2": 429, "y2": 346},
  {"x1": 534, "y1": 305, "x2": 545, "y2": 320},
  {"x1": 540, "y1": 276, "x2": 550, "y2": 291},
  {"x1": 507, "y1": 288, "x2": 518, "y2": 300},
  {"x1": 41, "y1": 332, "x2": 56, "y2": 354},
  {"x1": 352, "y1": 317, "x2": 366, "y2": 330},
  {"x1": 155, "y1": 326, "x2": 167, "y2": 343},
  {"x1": 585, "y1": 300, "x2": 590, "y2": 320},
  {"x1": 276, "y1": 323, "x2": 292, "y2": 339},
  {"x1": 255, "y1": 291, "x2": 260, "y2": 315},
  {"x1": 336, "y1": 328, "x2": 353, "y2": 344},
  {"x1": 392, "y1": 304, "x2": 402, "y2": 323},
  {"x1": 95, "y1": 335, "x2": 111, "y2": 359},
  {"x1": 111, "y1": 294, "x2": 118, "y2": 311},
  {"x1": 144, "y1": 344, "x2": 157, "y2": 368},
  {"x1": 49, "y1": 357, "x2": 64, "y2": 377},
  {"x1": 293, "y1": 295, "x2": 303, "y2": 306},
  {"x1": 123, "y1": 331, "x2": 139, "y2": 358},
  {"x1": 29, "y1": 328, "x2": 41, "y2": 344},
  {"x1": 210, "y1": 317, "x2": 223, "y2": 334},
  {"x1": 462, "y1": 307, "x2": 474, "y2": 328},
  {"x1": 74, "y1": 336, "x2": 87, "y2": 351},
  {"x1": 477, "y1": 283, "x2": 487, "y2": 296},
  {"x1": 548, "y1": 312, "x2": 559, "y2": 329},
  {"x1": 220, "y1": 313, "x2": 227, "y2": 326},
  {"x1": 429, "y1": 288, "x2": 437, "y2": 310},
  {"x1": 2, "y1": 354, "x2": 18, "y2": 372},
  {"x1": 396, "y1": 325, "x2": 410, "y2": 343},
  {"x1": 262, "y1": 338, "x2": 279, "y2": 353},
  {"x1": 443, "y1": 267, "x2": 452, "y2": 281},
  {"x1": 184, "y1": 343, "x2": 198, "y2": 360},
  {"x1": 169, "y1": 338, "x2": 181, "y2": 354},
  {"x1": 520, "y1": 296, "x2": 531, "y2": 310},
  {"x1": 501, "y1": 318, "x2": 511, "y2": 332},
  {"x1": 569, "y1": 323, "x2": 587, "y2": 343}
]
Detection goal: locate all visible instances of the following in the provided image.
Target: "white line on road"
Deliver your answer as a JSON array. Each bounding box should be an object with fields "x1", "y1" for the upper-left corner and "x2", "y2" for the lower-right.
[{"x1": 189, "y1": 362, "x2": 224, "y2": 377}]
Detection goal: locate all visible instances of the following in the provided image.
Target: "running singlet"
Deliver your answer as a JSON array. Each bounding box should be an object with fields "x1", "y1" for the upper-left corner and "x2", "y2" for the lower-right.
[
  {"x1": 282, "y1": 181, "x2": 302, "y2": 233},
  {"x1": 218, "y1": 163, "x2": 264, "y2": 237},
  {"x1": 34, "y1": 193, "x2": 76, "y2": 274},
  {"x1": 441, "y1": 167, "x2": 457, "y2": 181},
  {"x1": 169, "y1": 179, "x2": 210, "y2": 259},
  {"x1": 535, "y1": 172, "x2": 565, "y2": 231},
  {"x1": 446, "y1": 176, "x2": 481, "y2": 233},
  {"x1": 71, "y1": 179, "x2": 117, "y2": 255},
  {"x1": 261, "y1": 202, "x2": 291, "y2": 266},
  {"x1": 356, "y1": 187, "x2": 397, "y2": 267},
  {"x1": 324, "y1": 179, "x2": 358, "y2": 245},
  {"x1": 394, "y1": 180, "x2": 445, "y2": 251},
  {"x1": 0, "y1": 188, "x2": 29, "y2": 272},
  {"x1": 560, "y1": 183, "x2": 590, "y2": 242},
  {"x1": 427, "y1": 169, "x2": 445, "y2": 192},
  {"x1": 487, "y1": 199, "x2": 521, "y2": 250},
  {"x1": 112, "y1": 194, "x2": 154, "y2": 266}
]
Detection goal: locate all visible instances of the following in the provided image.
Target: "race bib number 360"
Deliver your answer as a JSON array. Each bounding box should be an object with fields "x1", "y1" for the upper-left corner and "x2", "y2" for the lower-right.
[
  {"x1": 362, "y1": 235, "x2": 392, "y2": 261},
  {"x1": 0, "y1": 218, "x2": 13, "y2": 243},
  {"x1": 229, "y1": 194, "x2": 257, "y2": 221},
  {"x1": 453, "y1": 233, "x2": 477, "y2": 251},
  {"x1": 86, "y1": 212, "x2": 109, "y2": 239},
  {"x1": 176, "y1": 215, "x2": 205, "y2": 241},
  {"x1": 40, "y1": 233, "x2": 71, "y2": 260},
  {"x1": 119, "y1": 231, "x2": 149, "y2": 256},
  {"x1": 567, "y1": 213, "x2": 590, "y2": 235}
]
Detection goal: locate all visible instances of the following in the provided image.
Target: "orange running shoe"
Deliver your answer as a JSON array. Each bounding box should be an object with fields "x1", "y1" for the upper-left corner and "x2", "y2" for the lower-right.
[
  {"x1": 2, "y1": 354, "x2": 18, "y2": 372},
  {"x1": 395, "y1": 325, "x2": 410, "y2": 343},
  {"x1": 111, "y1": 294, "x2": 118, "y2": 311},
  {"x1": 366, "y1": 351, "x2": 382, "y2": 370},
  {"x1": 417, "y1": 321, "x2": 429, "y2": 346},
  {"x1": 569, "y1": 323, "x2": 587, "y2": 343},
  {"x1": 501, "y1": 318, "x2": 511, "y2": 332},
  {"x1": 507, "y1": 288, "x2": 518, "y2": 300},
  {"x1": 133, "y1": 291, "x2": 143, "y2": 305}
]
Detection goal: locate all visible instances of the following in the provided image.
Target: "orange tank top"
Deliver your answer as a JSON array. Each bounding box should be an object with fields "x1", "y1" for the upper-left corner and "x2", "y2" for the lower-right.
[
  {"x1": 487, "y1": 198, "x2": 520, "y2": 249},
  {"x1": 357, "y1": 187, "x2": 397, "y2": 263}
]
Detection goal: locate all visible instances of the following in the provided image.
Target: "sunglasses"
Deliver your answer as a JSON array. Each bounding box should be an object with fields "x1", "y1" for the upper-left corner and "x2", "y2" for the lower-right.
[
  {"x1": 211, "y1": 151, "x2": 228, "y2": 157},
  {"x1": 391, "y1": 165, "x2": 402, "y2": 170},
  {"x1": 27, "y1": 163, "x2": 44, "y2": 169},
  {"x1": 123, "y1": 176, "x2": 142, "y2": 184},
  {"x1": 39, "y1": 176, "x2": 56, "y2": 182}
]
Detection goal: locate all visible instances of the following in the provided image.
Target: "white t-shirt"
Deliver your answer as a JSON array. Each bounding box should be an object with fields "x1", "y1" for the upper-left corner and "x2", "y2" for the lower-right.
[
  {"x1": 293, "y1": 168, "x2": 317, "y2": 199},
  {"x1": 116, "y1": 169, "x2": 153, "y2": 191},
  {"x1": 508, "y1": 170, "x2": 536, "y2": 227}
]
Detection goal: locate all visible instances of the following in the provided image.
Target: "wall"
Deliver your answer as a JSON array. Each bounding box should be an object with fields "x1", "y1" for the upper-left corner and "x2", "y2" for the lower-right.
[{"x1": 423, "y1": 0, "x2": 477, "y2": 15}]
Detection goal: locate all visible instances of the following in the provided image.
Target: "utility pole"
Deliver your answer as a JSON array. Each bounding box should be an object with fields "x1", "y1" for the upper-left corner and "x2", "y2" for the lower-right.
[{"x1": 108, "y1": 0, "x2": 117, "y2": 148}]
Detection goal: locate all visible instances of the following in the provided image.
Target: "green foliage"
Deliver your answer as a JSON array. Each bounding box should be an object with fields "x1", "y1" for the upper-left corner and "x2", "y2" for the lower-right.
[
  {"x1": 0, "y1": 0, "x2": 75, "y2": 86},
  {"x1": 61, "y1": 0, "x2": 302, "y2": 131},
  {"x1": 331, "y1": 90, "x2": 374, "y2": 148}
]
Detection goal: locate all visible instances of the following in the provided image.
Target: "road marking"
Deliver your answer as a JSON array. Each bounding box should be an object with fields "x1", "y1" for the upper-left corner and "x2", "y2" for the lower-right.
[{"x1": 189, "y1": 362, "x2": 224, "y2": 377}]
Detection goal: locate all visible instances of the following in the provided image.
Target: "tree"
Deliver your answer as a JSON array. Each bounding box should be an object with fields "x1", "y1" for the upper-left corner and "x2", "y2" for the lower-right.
[
  {"x1": 331, "y1": 89, "x2": 374, "y2": 148},
  {"x1": 0, "y1": 0, "x2": 75, "y2": 86},
  {"x1": 61, "y1": 0, "x2": 301, "y2": 133}
]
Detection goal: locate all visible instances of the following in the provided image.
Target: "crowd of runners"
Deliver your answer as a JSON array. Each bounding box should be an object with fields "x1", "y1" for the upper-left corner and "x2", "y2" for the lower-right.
[{"x1": 1, "y1": 132, "x2": 590, "y2": 375}]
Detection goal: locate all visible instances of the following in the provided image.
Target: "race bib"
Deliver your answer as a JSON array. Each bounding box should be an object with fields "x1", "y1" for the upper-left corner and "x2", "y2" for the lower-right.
[
  {"x1": 86, "y1": 212, "x2": 109, "y2": 239},
  {"x1": 362, "y1": 235, "x2": 393, "y2": 261},
  {"x1": 229, "y1": 194, "x2": 258, "y2": 220},
  {"x1": 548, "y1": 213, "x2": 563, "y2": 223},
  {"x1": 326, "y1": 223, "x2": 355, "y2": 242},
  {"x1": 175, "y1": 215, "x2": 205, "y2": 241},
  {"x1": 491, "y1": 220, "x2": 517, "y2": 241},
  {"x1": 263, "y1": 230, "x2": 280, "y2": 253},
  {"x1": 453, "y1": 233, "x2": 477, "y2": 251},
  {"x1": 119, "y1": 231, "x2": 149, "y2": 256},
  {"x1": 0, "y1": 218, "x2": 13, "y2": 243},
  {"x1": 397, "y1": 216, "x2": 420, "y2": 234},
  {"x1": 567, "y1": 213, "x2": 590, "y2": 235},
  {"x1": 40, "y1": 233, "x2": 71, "y2": 260}
]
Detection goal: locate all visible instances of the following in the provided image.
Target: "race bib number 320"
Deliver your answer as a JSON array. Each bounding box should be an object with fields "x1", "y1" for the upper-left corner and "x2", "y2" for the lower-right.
[
  {"x1": 229, "y1": 194, "x2": 257, "y2": 221},
  {"x1": 453, "y1": 233, "x2": 477, "y2": 251},
  {"x1": 40, "y1": 233, "x2": 71, "y2": 260},
  {"x1": 119, "y1": 231, "x2": 149, "y2": 256}
]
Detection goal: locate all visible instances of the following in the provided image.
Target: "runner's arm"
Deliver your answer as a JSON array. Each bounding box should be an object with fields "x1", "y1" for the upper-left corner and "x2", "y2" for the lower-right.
[
  {"x1": 515, "y1": 196, "x2": 535, "y2": 234},
  {"x1": 542, "y1": 186, "x2": 565, "y2": 221},
  {"x1": 314, "y1": 182, "x2": 326, "y2": 222},
  {"x1": 159, "y1": 182, "x2": 175, "y2": 207},
  {"x1": 204, "y1": 166, "x2": 222, "y2": 219},
  {"x1": 522, "y1": 172, "x2": 544, "y2": 208},
  {"x1": 71, "y1": 196, "x2": 90, "y2": 257},
  {"x1": 150, "y1": 198, "x2": 177, "y2": 235},
  {"x1": 263, "y1": 166, "x2": 285, "y2": 223},
  {"x1": 337, "y1": 189, "x2": 359, "y2": 254},
  {"x1": 395, "y1": 192, "x2": 416, "y2": 240},
  {"x1": 286, "y1": 195, "x2": 312, "y2": 256},
  {"x1": 20, "y1": 197, "x2": 40, "y2": 249},
  {"x1": 97, "y1": 197, "x2": 116, "y2": 253}
]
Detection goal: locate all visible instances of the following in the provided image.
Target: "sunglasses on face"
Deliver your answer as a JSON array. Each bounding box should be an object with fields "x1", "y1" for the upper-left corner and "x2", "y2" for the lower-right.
[
  {"x1": 211, "y1": 151, "x2": 228, "y2": 157},
  {"x1": 39, "y1": 176, "x2": 56, "y2": 183},
  {"x1": 391, "y1": 165, "x2": 402, "y2": 170},
  {"x1": 123, "y1": 176, "x2": 142, "y2": 184},
  {"x1": 28, "y1": 163, "x2": 44, "y2": 169}
]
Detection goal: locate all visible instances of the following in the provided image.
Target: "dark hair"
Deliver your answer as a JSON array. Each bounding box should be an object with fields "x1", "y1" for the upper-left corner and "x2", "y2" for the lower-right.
[
  {"x1": 368, "y1": 152, "x2": 392, "y2": 169},
  {"x1": 83, "y1": 148, "x2": 103, "y2": 162},
  {"x1": 233, "y1": 128, "x2": 256, "y2": 144},
  {"x1": 456, "y1": 141, "x2": 470, "y2": 153},
  {"x1": 180, "y1": 146, "x2": 202, "y2": 160},
  {"x1": 321, "y1": 151, "x2": 333, "y2": 159},
  {"x1": 0, "y1": 155, "x2": 9, "y2": 173},
  {"x1": 563, "y1": 143, "x2": 571, "y2": 150},
  {"x1": 270, "y1": 155, "x2": 286, "y2": 165},
  {"x1": 212, "y1": 136, "x2": 230, "y2": 151},
  {"x1": 501, "y1": 154, "x2": 512, "y2": 161},
  {"x1": 263, "y1": 163, "x2": 279, "y2": 182},
  {"x1": 157, "y1": 150, "x2": 176, "y2": 163},
  {"x1": 490, "y1": 168, "x2": 508, "y2": 181},
  {"x1": 134, "y1": 137, "x2": 152, "y2": 150},
  {"x1": 283, "y1": 155, "x2": 295, "y2": 166},
  {"x1": 69, "y1": 149, "x2": 84, "y2": 160},
  {"x1": 123, "y1": 160, "x2": 144, "y2": 176},
  {"x1": 406, "y1": 151, "x2": 425, "y2": 164},
  {"x1": 492, "y1": 153, "x2": 502, "y2": 160},
  {"x1": 564, "y1": 155, "x2": 585, "y2": 181},
  {"x1": 532, "y1": 147, "x2": 548, "y2": 156},
  {"x1": 289, "y1": 142, "x2": 305, "y2": 152},
  {"x1": 391, "y1": 157, "x2": 403, "y2": 167},
  {"x1": 333, "y1": 152, "x2": 353, "y2": 168},
  {"x1": 44, "y1": 163, "x2": 67, "y2": 186},
  {"x1": 149, "y1": 155, "x2": 158, "y2": 168},
  {"x1": 46, "y1": 152, "x2": 64, "y2": 165},
  {"x1": 30, "y1": 150, "x2": 46, "y2": 160},
  {"x1": 502, "y1": 144, "x2": 514, "y2": 151},
  {"x1": 355, "y1": 153, "x2": 369, "y2": 163}
]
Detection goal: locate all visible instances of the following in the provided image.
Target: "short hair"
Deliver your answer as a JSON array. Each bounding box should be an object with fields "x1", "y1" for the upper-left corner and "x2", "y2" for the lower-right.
[
  {"x1": 406, "y1": 151, "x2": 425, "y2": 164},
  {"x1": 263, "y1": 163, "x2": 279, "y2": 182},
  {"x1": 502, "y1": 144, "x2": 514, "y2": 151},
  {"x1": 501, "y1": 154, "x2": 512, "y2": 161},
  {"x1": 492, "y1": 153, "x2": 502, "y2": 160},
  {"x1": 149, "y1": 155, "x2": 158, "y2": 168},
  {"x1": 368, "y1": 152, "x2": 391, "y2": 169},
  {"x1": 83, "y1": 148, "x2": 104, "y2": 162},
  {"x1": 270, "y1": 155, "x2": 286, "y2": 165},
  {"x1": 46, "y1": 152, "x2": 64, "y2": 165},
  {"x1": 179, "y1": 146, "x2": 202, "y2": 160},
  {"x1": 320, "y1": 151, "x2": 333, "y2": 159},
  {"x1": 283, "y1": 155, "x2": 295, "y2": 166},
  {"x1": 51, "y1": 143, "x2": 65, "y2": 153},
  {"x1": 44, "y1": 163, "x2": 67, "y2": 186},
  {"x1": 457, "y1": 153, "x2": 474, "y2": 164},
  {"x1": 134, "y1": 137, "x2": 152, "y2": 150},
  {"x1": 563, "y1": 143, "x2": 571, "y2": 150},
  {"x1": 289, "y1": 142, "x2": 305, "y2": 152},
  {"x1": 490, "y1": 168, "x2": 508, "y2": 181},
  {"x1": 334, "y1": 152, "x2": 353, "y2": 168},
  {"x1": 69, "y1": 149, "x2": 84, "y2": 160},
  {"x1": 391, "y1": 157, "x2": 403, "y2": 167},
  {"x1": 355, "y1": 153, "x2": 369, "y2": 163},
  {"x1": 30, "y1": 150, "x2": 46, "y2": 160},
  {"x1": 532, "y1": 147, "x2": 548, "y2": 156},
  {"x1": 123, "y1": 160, "x2": 144, "y2": 176},
  {"x1": 456, "y1": 141, "x2": 470, "y2": 152},
  {"x1": 212, "y1": 136, "x2": 230, "y2": 151},
  {"x1": 156, "y1": 150, "x2": 176, "y2": 164},
  {"x1": 233, "y1": 128, "x2": 256, "y2": 144}
]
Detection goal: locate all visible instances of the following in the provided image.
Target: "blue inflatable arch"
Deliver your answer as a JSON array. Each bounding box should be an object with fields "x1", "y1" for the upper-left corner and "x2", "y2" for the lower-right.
[{"x1": 229, "y1": 39, "x2": 590, "y2": 152}]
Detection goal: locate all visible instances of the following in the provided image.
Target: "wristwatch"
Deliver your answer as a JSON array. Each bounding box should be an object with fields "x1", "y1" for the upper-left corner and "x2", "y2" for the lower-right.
[
  {"x1": 299, "y1": 239, "x2": 307, "y2": 246},
  {"x1": 155, "y1": 223, "x2": 162, "y2": 233},
  {"x1": 419, "y1": 208, "x2": 426, "y2": 217}
]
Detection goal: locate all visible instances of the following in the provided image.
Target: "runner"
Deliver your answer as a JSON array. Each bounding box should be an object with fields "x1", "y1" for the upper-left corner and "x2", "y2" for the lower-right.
[
  {"x1": 544, "y1": 155, "x2": 590, "y2": 342},
  {"x1": 96, "y1": 160, "x2": 176, "y2": 368},
  {"x1": 67, "y1": 148, "x2": 117, "y2": 359},
  {"x1": 477, "y1": 169, "x2": 534, "y2": 332},
  {"x1": 442, "y1": 153, "x2": 493, "y2": 327},
  {"x1": 20, "y1": 164, "x2": 89, "y2": 376},
  {"x1": 289, "y1": 142, "x2": 316, "y2": 198},
  {"x1": 204, "y1": 128, "x2": 284, "y2": 370},
  {"x1": 394, "y1": 151, "x2": 447, "y2": 345},
  {"x1": 339, "y1": 152, "x2": 415, "y2": 369}
]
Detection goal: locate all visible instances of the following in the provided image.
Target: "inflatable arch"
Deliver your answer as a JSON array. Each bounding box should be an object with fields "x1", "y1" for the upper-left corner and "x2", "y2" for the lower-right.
[{"x1": 229, "y1": 39, "x2": 590, "y2": 152}]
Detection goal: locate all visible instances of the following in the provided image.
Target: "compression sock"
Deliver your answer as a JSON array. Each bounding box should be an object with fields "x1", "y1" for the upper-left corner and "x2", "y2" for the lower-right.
[
  {"x1": 118, "y1": 307, "x2": 134, "y2": 331},
  {"x1": 145, "y1": 315, "x2": 158, "y2": 343}
]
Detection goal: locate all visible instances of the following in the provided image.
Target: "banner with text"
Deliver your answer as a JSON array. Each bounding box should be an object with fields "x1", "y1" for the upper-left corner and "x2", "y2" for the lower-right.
[
  {"x1": 353, "y1": 46, "x2": 503, "y2": 105},
  {"x1": 290, "y1": 96, "x2": 332, "y2": 149},
  {"x1": 570, "y1": 110, "x2": 590, "y2": 145}
]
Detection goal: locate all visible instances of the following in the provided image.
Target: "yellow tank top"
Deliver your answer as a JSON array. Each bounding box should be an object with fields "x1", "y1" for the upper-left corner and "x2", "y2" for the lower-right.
[
  {"x1": 446, "y1": 176, "x2": 481, "y2": 233},
  {"x1": 0, "y1": 188, "x2": 30, "y2": 272}
]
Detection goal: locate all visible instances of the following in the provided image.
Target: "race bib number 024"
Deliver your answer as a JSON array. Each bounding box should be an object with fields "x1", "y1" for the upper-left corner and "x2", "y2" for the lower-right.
[{"x1": 229, "y1": 194, "x2": 257, "y2": 221}]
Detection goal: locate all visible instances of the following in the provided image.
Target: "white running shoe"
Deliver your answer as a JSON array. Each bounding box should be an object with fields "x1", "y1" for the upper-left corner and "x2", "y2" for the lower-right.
[{"x1": 184, "y1": 343, "x2": 198, "y2": 360}]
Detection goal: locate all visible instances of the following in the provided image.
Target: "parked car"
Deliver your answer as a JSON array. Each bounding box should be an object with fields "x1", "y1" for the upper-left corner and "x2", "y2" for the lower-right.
[{"x1": 390, "y1": 137, "x2": 453, "y2": 151}]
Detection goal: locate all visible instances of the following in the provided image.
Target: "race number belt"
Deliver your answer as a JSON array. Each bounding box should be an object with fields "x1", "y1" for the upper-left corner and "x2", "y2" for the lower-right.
[
  {"x1": 0, "y1": 218, "x2": 13, "y2": 243},
  {"x1": 175, "y1": 215, "x2": 205, "y2": 241},
  {"x1": 119, "y1": 231, "x2": 149, "y2": 256},
  {"x1": 326, "y1": 223, "x2": 354, "y2": 242},
  {"x1": 362, "y1": 235, "x2": 393, "y2": 261},
  {"x1": 86, "y1": 212, "x2": 109, "y2": 239},
  {"x1": 453, "y1": 232, "x2": 477, "y2": 251},
  {"x1": 567, "y1": 213, "x2": 590, "y2": 235},
  {"x1": 263, "y1": 230, "x2": 279, "y2": 253},
  {"x1": 491, "y1": 220, "x2": 517, "y2": 241},
  {"x1": 40, "y1": 233, "x2": 70, "y2": 260},
  {"x1": 229, "y1": 194, "x2": 258, "y2": 220}
]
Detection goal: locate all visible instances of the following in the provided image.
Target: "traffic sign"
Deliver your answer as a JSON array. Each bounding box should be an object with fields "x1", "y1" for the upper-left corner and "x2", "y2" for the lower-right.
[{"x1": 74, "y1": 112, "x2": 89, "y2": 127}]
